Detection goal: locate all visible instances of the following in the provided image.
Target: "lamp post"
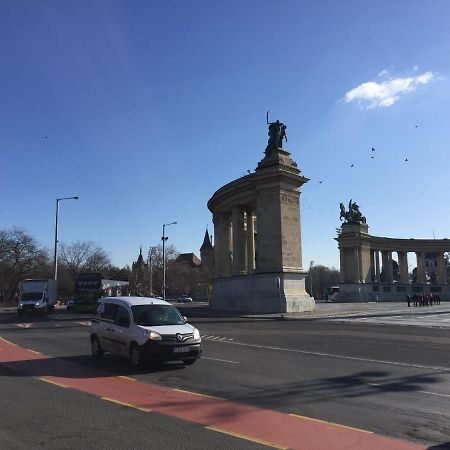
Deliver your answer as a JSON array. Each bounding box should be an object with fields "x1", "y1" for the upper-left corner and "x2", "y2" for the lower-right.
[
  {"x1": 53, "y1": 196, "x2": 79, "y2": 281},
  {"x1": 148, "y1": 246, "x2": 156, "y2": 296},
  {"x1": 162, "y1": 221, "x2": 177, "y2": 301},
  {"x1": 309, "y1": 260, "x2": 314, "y2": 298}
]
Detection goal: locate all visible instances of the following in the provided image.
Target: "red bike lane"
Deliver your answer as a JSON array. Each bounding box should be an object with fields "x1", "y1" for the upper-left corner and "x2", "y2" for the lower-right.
[{"x1": 0, "y1": 336, "x2": 426, "y2": 450}]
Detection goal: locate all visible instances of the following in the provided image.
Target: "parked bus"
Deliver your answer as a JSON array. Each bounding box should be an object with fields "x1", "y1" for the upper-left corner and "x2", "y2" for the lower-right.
[
  {"x1": 69, "y1": 273, "x2": 129, "y2": 313},
  {"x1": 324, "y1": 286, "x2": 340, "y2": 302}
]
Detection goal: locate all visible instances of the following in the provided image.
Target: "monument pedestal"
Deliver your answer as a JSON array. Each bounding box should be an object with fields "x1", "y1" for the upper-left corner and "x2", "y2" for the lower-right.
[
  {"x1": 208, "y1": 125, "x2": 315, "y2": 315},
  {"x1": 211, "y1": 272, "x2": 315, "y2": 313}
]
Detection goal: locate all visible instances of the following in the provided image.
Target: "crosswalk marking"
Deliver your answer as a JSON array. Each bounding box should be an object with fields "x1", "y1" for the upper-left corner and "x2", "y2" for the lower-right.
[{"x1": 201, "y1": 335, "x2": 234, "y2": 342}]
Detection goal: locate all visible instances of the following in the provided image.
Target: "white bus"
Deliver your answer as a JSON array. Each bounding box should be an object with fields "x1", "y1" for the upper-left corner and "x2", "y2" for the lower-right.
[{"x1": 325, "y1": 286, "x2": 340, "y2": 302}]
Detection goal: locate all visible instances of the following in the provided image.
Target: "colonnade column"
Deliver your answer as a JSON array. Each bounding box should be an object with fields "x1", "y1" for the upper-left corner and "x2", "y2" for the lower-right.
[
  {"x1": 213, "y1": 212, "x2": 232, "y2": 277},
  {"x1": 370, "y1": 250, "x2": 376, "y2": 282},
  {"x1": 374, "y1": 250, "x2": 380, "y2": 282},
  {"x1": 397, "y1": 251, "x2": 409, "y2": 284},
  {"x1": 232, "y1": 206, "x2": 246, "y2": 274},
  {"x1": 246, "y1": 208, "x2": 255, "y2": 273},
  {"x1": 437, "y1": 252, "x2": 447, "y2": 284},
  {"x1": 381, "y1": 251, "x2": 393, "y2": 283},
  {"x1": 416, "y1": 252, "x2": 427, "y2": 284},
  {"x1": 354, "y1": 248, "x2": 361, "y2": 282}
]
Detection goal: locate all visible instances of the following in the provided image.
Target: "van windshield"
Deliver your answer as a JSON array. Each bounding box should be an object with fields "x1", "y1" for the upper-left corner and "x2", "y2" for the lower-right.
[
  {"x1": 131, "y1": 305, "x2": 185, "y2": 326},
  {"x1": 22, "y1": 293, "x2": 43, "y2": 301}
]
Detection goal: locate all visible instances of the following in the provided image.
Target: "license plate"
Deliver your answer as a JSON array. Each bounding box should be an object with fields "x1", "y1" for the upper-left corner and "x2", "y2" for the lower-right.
[{"x1": 173, "y1": 346, "x2": 191, "y2": 353}]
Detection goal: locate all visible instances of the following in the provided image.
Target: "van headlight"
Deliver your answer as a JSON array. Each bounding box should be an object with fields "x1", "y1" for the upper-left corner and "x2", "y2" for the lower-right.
[
  {"x1": 143, "y1": 330, "x2": 162, "y2": 341},
  {"x1": 193, "y1": 328, "x2": 200, "y2": 340}
]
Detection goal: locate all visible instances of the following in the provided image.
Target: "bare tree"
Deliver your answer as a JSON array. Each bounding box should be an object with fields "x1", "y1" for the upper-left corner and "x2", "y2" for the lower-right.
[
  {"x1": 57, "y1": 241, "x2": 111, "y2": 299},
  {"x1": 147, "y1": 244, "x2": 179, "y2": 295},
  {"x1": 59, "y1": 241, "x2": 110, "y2": 276},
  {"x1": 305, "y1": 265, "x2": 340, "y2": 299},
  {"x1": 0, "y1": 228, "x2": 50, "y2": 304}
]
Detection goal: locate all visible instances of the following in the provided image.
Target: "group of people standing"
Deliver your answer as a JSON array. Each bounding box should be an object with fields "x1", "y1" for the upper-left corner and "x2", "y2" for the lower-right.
[{"x1": 407, "y1": 293, "x2": 441, "y2": 307}]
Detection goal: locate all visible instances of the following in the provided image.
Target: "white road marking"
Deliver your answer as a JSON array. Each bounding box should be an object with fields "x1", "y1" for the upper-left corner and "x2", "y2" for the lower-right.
[
  {"x1": 222, "y1": 340, "x2": 450, "y2": 372},
  {"x1": 17, "y1": 323, "x2": 32, "y2": 328},
  {"x1": 203, "y1": 356, "x2": 240, "y2": 364}
]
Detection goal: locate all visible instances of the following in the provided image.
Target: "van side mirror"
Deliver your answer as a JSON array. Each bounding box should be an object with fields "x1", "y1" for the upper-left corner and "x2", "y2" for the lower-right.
[{"x1": 183, "y1": 316, "x2": 187, "y2": 322}]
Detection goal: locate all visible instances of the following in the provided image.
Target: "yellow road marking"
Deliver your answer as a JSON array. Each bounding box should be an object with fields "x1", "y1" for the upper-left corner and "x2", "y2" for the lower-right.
[
  {"x1": 0, "y1": 337, "x2": 17, "y2": 346},
  {"x1": 289, "y1": 413, "x2": 373, "y2": 434},
  {"x1": 101, "y1": 397, "x2": 152, "y2": 412},
  {"x1": 206, "y1": 426, "x2": 288, "y2": 449},
  {"x1": 118, "y1": 375, "x2": 136, "y2": 381},
  {"x1": 27, "y1": 349, "x2": 42, "y2": 355},
  {"x1": 37, "y1": 377, "x2": 69, "y2": 388},
  {"x1": 172, "y1": 388, "x2": 224, "y2": 401}
]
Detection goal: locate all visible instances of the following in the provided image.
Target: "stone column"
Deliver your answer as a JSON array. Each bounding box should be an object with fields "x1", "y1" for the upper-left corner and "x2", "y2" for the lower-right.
[
  {"x1": 246, "y1": 208, "x2": 255, "y2": 274},
  {"x1": 339, "y1": 248, "x2": 345, "y2": 283},
  {"x1": 381, "y1": 251, "x2": 393, "y2": 283},
  {"x1": 437, "y1": 252, "x2": 447, "y2": 285},
  {"x1": 213, "y1": 212, "x2": 232, "y2": 277},
  {"x1": 416, "y1": 252, "x2": 427, "y2": 284},
  {"x1": 398, "y1": 251, "x2": 409, "y2": 284},
  {"x1": 354, "y1": 248, "x2": 361, "y2": 283},
  {"x1": 232, "y1": 206, "x2": 246, "y2": 274},
  {"x1": 370, "y1": 250, "x2": 376, "y2": 282},
  {"x1": 375, "y1": 250, "x2": 380, "y2": 282}
]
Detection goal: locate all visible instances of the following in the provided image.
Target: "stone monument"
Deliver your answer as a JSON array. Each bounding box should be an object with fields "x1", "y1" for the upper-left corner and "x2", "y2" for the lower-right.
[{"x1": 207, "y1": 118, "x2": 315, "y2": 313}]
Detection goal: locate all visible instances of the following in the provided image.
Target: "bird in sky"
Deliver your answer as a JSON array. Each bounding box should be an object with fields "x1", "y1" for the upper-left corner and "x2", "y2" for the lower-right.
[
  {"x1": 350, "y1": 164, "x2": 354, "y2": 168},
  {"x1": 415, "y1": 125, "x2": 419, "y2": 128},
  {"x1": 405, "y1": 158, "x2": 408, "y2": 162},
  {"x1": 247, "y1": 170, "x2": 251, "y2": 174},
  {"x1": 318, "y1": 181, "x2": 323, "y2": 184},
  {"x1": 371, "y1": 147, "x2": 375, "y2": 151},
  {"x1": 44, "y1": 136, "x2": 48, "y2": 139},
  {"x1": 370, "y1": 156, "x2": 375, "y2": 159}
]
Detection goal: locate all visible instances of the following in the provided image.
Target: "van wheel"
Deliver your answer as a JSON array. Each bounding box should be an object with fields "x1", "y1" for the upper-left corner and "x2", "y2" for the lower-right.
[
  {"x1": 130, "y1": 344, "x2": 142, "y2": 368},
  {"x1": 91, "y1": 336, "x2": 104, "y2": 358}
]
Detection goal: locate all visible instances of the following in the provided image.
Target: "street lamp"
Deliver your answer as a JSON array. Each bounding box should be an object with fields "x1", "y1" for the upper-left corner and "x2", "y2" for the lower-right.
[
  {"x1": 148, "y1": 246, "x2": 156, "y2": 296},
  {"x1": 162, "y1": 221, "x2": 177, "y2": 301},
  {"x1": 53, "y1": 196, "x2": 79, "y2": 281},
  {"x1": 309, "y1": 260, "x2": 314, "y2": 298}
]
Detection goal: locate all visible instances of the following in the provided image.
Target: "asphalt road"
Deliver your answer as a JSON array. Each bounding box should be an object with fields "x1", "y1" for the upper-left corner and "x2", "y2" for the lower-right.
[{"x1": 1, "y1": 306, "x2": 450, "y2": 449}]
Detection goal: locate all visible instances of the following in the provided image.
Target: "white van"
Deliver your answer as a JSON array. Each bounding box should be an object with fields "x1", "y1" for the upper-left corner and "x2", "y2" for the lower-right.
[{"x1": 90, "y1": 296, "x2": 202, "y2": 367}]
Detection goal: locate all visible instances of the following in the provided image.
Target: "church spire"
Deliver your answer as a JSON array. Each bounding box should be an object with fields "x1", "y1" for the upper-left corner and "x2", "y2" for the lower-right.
[{"x1": 200, "y1": 228, "x2": 213, "y2": 251}]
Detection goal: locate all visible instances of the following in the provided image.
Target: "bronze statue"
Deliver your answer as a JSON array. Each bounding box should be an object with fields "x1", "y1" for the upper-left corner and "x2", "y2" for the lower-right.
[
  {"x1": 266, "y1": 111, "x2": 287, "y2": 149},
  {"x1": 339, "y1": 200, "x2": 366, "y2": 224}
]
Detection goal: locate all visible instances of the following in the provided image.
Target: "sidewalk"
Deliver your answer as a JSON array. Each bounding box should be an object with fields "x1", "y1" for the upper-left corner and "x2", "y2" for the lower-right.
[{"x1": 177, "y1": 301, "x2": 450, "y2": 321}]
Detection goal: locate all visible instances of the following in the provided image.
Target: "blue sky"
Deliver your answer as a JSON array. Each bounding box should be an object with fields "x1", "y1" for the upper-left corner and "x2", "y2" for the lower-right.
[{"x1": 1, "y1": 0, "x2": 450, "y2": 269}]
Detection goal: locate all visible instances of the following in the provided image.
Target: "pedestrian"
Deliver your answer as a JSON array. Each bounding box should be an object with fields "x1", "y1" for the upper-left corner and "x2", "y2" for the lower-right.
[
  {"x1": 406, "y1": 294, "x2": 411, "y2": 307},
  {"x1": 412, "y1": 294, "x2": 418, "y2": 307}
]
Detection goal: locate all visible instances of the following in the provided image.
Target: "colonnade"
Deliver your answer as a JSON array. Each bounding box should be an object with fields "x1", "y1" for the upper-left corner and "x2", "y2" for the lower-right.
[
  {"x1": 213, "y1": 208, "x2": 256, "y2": 278},
  {"x1": 368, "y1": 250, "x2": 447, "y2": 284},
  {"x1": 337, "y1": 223, "x2": 449, "y2": 286}
]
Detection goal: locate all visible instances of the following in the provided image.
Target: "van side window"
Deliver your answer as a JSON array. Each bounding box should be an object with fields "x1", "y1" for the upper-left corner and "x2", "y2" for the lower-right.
[
  {"x1": 103, "y1": 303, "x2": 118, "y2": 321},
  {"x1": 115, "y1": 305, "x2": 130, "y2": 328}
]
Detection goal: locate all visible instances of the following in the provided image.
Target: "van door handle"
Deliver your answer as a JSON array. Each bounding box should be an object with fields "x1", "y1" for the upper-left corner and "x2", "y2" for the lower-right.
[{"x1": 106, "y1": 328, "x2": 115, "y2": 332}]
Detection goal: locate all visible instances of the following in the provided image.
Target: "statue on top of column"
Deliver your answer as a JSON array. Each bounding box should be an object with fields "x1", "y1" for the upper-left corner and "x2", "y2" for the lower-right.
[
  {"x1": 339, "y1": 199, "x2": 366, "y2": 224},
  {"x1": 266, "y1": 111, "x2": 287, "y2": 150}
]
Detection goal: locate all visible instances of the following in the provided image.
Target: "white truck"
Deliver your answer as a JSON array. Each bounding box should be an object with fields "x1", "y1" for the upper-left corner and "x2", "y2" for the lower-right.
[{"x1": 17, "y1": 279, "x2": 57, "y2": 316}]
